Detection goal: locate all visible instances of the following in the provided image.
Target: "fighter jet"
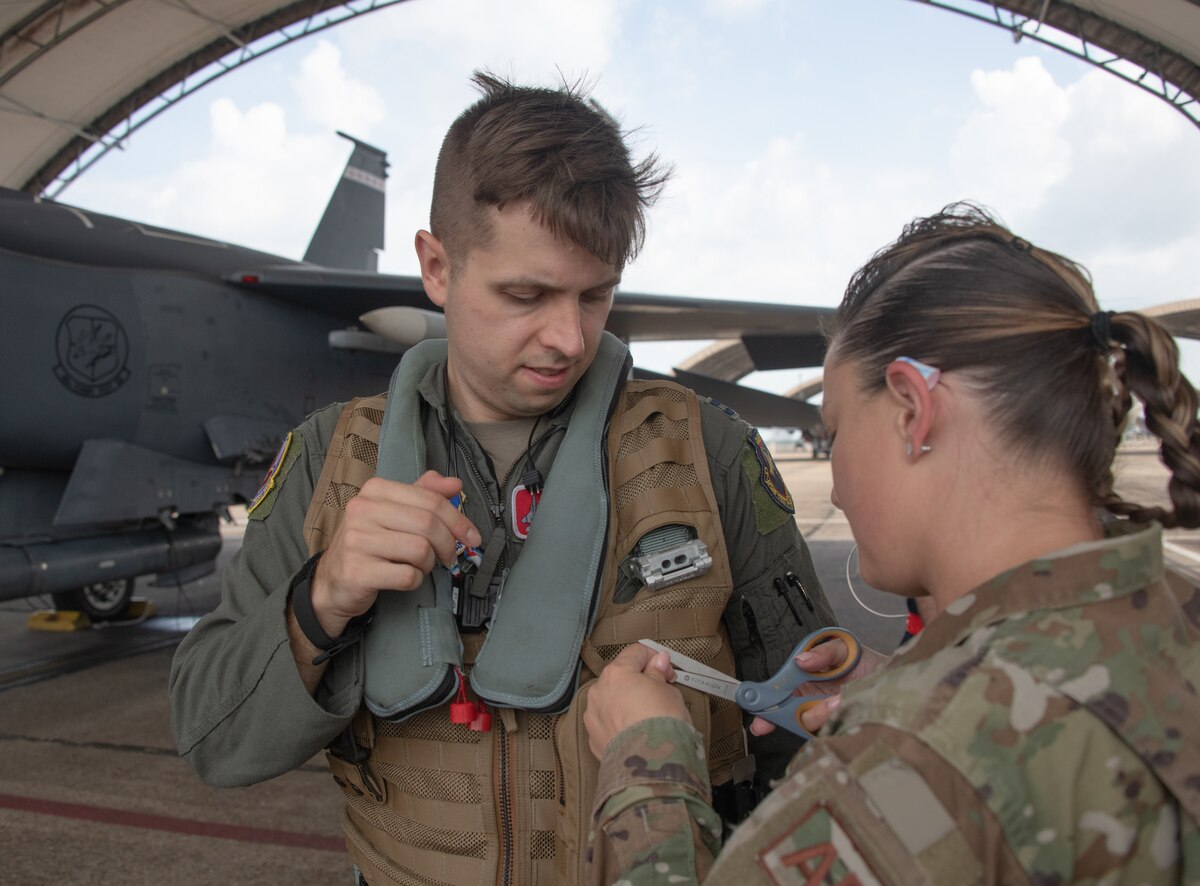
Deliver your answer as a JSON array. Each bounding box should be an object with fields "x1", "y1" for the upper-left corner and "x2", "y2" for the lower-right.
[{"x1": 0, "y1": 134, "x2": 827, "y2": 620}]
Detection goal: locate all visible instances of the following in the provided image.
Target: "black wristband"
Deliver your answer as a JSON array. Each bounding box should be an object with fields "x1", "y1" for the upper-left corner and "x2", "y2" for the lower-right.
[{"x1": 289, "y1": 552, "x2": 371, "y2": 665}]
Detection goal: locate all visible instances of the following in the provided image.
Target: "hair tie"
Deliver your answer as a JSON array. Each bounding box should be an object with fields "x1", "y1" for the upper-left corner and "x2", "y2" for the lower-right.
[{"x1": 1090, "y1": 310, "x2": 1115, "y2": 351}]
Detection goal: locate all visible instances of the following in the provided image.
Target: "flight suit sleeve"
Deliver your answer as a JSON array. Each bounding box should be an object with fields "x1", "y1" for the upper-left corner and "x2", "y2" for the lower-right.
[
  {"x1": 168, "y1": 403, "x2": 364, "y2": 788},
  {"x1": 699, "y1": 401, "x2": 838, "y2": 784}
]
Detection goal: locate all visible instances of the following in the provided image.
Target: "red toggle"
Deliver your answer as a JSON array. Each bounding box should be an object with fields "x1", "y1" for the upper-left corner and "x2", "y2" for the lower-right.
[
  {"x1": 449, "y1": 667, "x2": 476, "y2": 723},
  {"x1": 469, "y1": 699, "x2": 493, "y2": 732},
  {"x1": 905, "y1": 612, "x2": 925, "y2": 636}
]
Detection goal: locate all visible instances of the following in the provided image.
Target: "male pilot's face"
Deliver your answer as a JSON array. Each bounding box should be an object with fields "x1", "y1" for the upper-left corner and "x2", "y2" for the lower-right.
[{"x1": 419, "y1": 202, "x2": 618, "y2": 423}]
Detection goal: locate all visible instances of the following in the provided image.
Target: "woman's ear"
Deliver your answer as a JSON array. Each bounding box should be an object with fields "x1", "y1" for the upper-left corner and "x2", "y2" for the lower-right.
[
  {"x1": 415, "y1": 230, "x2": 450, "y2": 307},
  {"x1": 885, "y1": 360, "x2": 936, "y2": 460}
]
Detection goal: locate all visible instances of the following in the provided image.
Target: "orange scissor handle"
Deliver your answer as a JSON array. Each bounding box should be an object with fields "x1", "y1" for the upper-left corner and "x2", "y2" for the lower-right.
[
  {"x1": 796, "y1": 627, "x2": 861, "y2": 681},
  {"x1": 735, "y1": 627, "x2": 862, "y2": 739}
]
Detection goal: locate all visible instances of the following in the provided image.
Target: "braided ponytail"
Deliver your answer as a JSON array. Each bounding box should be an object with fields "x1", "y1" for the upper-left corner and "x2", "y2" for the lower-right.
[{"x1": 1102, "y1": 313, "x2": 1200, "y2": 529}]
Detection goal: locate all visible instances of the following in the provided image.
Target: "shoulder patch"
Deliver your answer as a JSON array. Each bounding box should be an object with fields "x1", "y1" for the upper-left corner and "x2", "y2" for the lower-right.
[
  {"x1": 739, "y1": 429, "x2": 795, "y2": 537},
  {"x1": 758, "y1": 804, "x2": 881, "y2": 884},
  {"x1": 248, "y1": 432, "x2": 301, "y2": 521}
]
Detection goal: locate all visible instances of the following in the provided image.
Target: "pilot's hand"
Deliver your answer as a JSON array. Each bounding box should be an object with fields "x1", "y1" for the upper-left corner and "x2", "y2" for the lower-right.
[
  {"x1": 309, "y1": 471, "x2": 481, "y2": 635},
  {"x1": 748, "y1": 639, "x2": 888, "y2": 738},
  {"x1": 584, "y1": 643, "x2": 692, "y2": 760}
]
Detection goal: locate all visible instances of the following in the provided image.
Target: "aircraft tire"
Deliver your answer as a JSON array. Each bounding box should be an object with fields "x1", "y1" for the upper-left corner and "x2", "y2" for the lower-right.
[{"x1": 51, "y1": 578, "x2": 135, "y2": 621}]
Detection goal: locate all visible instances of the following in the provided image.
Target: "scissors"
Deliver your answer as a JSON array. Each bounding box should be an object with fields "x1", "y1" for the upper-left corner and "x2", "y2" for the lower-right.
[{"x1": 638, "y1": 627, "x2": 861, "y2": 739}]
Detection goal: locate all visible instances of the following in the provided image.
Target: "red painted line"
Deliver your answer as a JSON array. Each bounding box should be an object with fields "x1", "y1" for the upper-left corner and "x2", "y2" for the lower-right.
[{"x1": 0, "y1": 792, "x2": 345, "y2": 852}]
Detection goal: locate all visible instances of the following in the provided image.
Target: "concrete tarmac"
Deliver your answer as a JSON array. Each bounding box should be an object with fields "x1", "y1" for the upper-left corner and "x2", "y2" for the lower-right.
[{"x1": 1, "y1": 439, "x2": 1196, "y2": 885}]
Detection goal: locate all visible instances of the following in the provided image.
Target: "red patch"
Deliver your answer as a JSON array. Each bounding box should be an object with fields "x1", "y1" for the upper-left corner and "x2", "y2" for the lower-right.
[{"x1": 510, "y1": 482, "x2": 543, "y2": 540}]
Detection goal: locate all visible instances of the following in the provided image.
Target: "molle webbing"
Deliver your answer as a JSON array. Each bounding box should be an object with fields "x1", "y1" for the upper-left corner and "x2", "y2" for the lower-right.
[
  {"x1": 303, "y1": 396, "x2": 386, "y2": 557},
  {"x1": 305, "y1": 377, "x2": 744, "y2": 886},
  {"x1": 588, "y1": 379, "x2": 743, "y2": 786}
]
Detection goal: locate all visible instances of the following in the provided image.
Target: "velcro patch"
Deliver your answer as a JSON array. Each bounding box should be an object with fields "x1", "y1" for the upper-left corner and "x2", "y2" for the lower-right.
[
  {"x1": 248, "y1": 432, "x2": 300, "y2": 520},
  {"x1": 758, "y1": 803, "x2": 881, "y2": 885},
  {"x1": 704, "y1": 396, "x2": 740, "y2": 420}
]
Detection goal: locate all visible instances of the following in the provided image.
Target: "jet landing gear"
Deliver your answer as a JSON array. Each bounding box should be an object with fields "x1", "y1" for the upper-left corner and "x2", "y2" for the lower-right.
[{"x1": 52, "y1": 578, "x2": 135, "y2": 621}]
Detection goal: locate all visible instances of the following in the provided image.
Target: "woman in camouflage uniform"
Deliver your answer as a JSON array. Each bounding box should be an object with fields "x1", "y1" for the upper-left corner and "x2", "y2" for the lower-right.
[{"x1": 583, "y1": 203, "x2": 1200, "y2": 885}]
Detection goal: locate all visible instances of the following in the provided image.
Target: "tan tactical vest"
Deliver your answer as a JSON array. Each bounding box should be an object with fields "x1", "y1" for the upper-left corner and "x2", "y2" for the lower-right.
[{"x1": 303, "y1": 381, "x2": 744, "y2": 886}]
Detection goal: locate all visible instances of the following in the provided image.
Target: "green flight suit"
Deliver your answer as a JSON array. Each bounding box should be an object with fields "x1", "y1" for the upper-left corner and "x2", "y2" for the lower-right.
[{"x1": 169, "y1": 354, "x2": 834, "y2": 802}]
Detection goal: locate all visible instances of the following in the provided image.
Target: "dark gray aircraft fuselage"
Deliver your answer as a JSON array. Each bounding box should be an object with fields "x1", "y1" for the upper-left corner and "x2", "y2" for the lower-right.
[{"x1": 0, "y1": 136, "x2": 419, "y2": 612}]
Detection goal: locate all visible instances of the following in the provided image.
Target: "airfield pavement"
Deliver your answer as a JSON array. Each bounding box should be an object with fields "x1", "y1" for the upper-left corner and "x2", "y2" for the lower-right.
[{"x1": 0, "y1": 438, "x2": 1196, "y2": 885}]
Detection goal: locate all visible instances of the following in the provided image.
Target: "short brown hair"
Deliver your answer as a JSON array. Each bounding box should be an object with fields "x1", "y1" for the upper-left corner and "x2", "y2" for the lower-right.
[
  {"x1": 430, "y1": 71, "x2": 670, "y2": 270},
  {"x1": 828, "y1": 202, "x2": 1200, "y2": 528}
]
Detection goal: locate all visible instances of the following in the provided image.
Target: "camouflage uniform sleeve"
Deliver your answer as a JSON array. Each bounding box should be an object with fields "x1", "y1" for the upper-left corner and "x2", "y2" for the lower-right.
[
  {"x1": 698, "y1": 400, "x2": 838, "y2": 783},
  {"x1": 168, "y1": 402, "x2": 363, "y2": 787},
  {"x1": 588, "y1": 717, "x2": 724, "y2": 886},
  {"x1": 705, "y1": 725, "x2": 1002, "y2": 885}
]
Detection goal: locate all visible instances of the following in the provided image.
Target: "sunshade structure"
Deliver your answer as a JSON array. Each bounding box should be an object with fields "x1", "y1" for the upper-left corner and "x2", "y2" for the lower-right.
[{"x1": 2, "y1": 1, "x2": 1197, "y2": 197}]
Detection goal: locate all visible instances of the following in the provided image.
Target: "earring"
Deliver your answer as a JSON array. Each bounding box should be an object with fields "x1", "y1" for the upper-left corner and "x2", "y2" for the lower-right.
[
  {"x1": 906, "y1": 442, "x2": 933, "y2": 458},
  {"x1": 920, "y1": 444, "x2": 933, "y2": 454}
]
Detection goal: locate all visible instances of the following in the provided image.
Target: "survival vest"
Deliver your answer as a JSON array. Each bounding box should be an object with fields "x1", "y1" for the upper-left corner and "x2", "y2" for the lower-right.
[{"x1": 302, "y1": 361, "x2": 745, "y2": 886}]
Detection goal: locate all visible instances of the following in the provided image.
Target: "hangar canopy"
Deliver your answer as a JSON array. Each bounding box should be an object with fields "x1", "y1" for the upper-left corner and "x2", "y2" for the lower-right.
[
  {"x1": 0, "y1": 0, "x2": 411, "y2": 194},
  {"x1": 1, "y1": 0, "x2": 1198, "y2": 196},
  {"x1": 2, "y1": 0, "x2": 1200, "y2": 197}
]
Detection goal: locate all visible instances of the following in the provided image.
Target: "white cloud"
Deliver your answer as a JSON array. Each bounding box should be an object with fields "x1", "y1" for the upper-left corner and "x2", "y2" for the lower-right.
[
  {"x1": 340, "y1": 0, "x2": 621, "y2": 80},
  {"x1": 950, "y1": 56, "x2": 1073, "y2": 220},
  {"x1": 1026, "y1": 67, "x2": 1200, "y2": 257},
  {"x1": 624, "y1": 133, "x2": 931, "y2": 314},
  {"x1": 703, "y1": 0, "x2": 769, "y2": 15},
  {"x1": 290, "y1": 40, "x2": 386, "y2": 137},
  {"x1": 133, "y1": 98, "x2": 346, "y2": 257}
]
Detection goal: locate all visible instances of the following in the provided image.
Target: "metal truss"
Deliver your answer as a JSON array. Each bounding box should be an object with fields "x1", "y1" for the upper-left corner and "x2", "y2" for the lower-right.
[
  {"x1": 908, "y1": 0, "x2": 1199, "y2": 131},
  {"x1": 30, "y1": 0, "x2": 411, "y2": 198}
]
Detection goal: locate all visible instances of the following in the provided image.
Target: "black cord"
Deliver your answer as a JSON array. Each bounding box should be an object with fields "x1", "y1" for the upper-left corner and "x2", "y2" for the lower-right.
[{"x1": 520, "y1": 414, "x2": 545, "y2": 519}]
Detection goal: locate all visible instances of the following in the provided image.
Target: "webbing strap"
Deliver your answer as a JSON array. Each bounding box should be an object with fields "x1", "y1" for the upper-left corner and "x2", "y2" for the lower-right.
[
  {"x1": 587, "y1": 604, "x2": 728, "y2": 646},
  {"x1": 615, "y1": 393, "x2": 690, "y2": 432},
  {"x1": 618, "y1": 436, "x2": 694, "y2": 477}
]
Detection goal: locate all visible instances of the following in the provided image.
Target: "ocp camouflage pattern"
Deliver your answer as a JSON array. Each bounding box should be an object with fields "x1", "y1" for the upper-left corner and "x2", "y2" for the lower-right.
[{"x1": 588, "y1": 521, "x2": 1200, "y2": 885}]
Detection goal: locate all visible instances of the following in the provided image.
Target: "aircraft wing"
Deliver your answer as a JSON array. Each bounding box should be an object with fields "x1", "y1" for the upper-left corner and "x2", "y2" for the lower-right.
[
  {"x1": 610, "y1": 292, "x2": 834, "y2": 370},
  {"x1": 231, "y1": 270, "x2": 834, "y2": 374},
  {"x1": 227, "y1": 266, "x2": 430, "y2": 320},
  {"x1": 634, "y1": 367, "x2": 822, "y2": 432}
]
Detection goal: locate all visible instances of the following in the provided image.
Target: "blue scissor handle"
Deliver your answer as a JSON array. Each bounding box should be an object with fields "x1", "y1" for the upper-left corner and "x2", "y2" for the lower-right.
[{"x1": 734, "y1": 627, "x2": 861, "y2": 739}]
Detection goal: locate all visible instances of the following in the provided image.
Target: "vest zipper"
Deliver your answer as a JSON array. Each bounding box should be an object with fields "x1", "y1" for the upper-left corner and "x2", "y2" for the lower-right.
[
  {"x1": 497, "y1": 724, "x2": 515, "y2": 886},
  {"x1": 440, "y1": 414, "x2": 504, "y2": 524}
]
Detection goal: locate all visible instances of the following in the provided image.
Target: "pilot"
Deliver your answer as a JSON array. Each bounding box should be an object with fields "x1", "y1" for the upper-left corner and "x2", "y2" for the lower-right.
[
  {"x1": 583, "y1": 203, "x2": 1200, "y2": 884},
  {"x1": 169, "y1": 72, "x2": 836, "y2": 886}
]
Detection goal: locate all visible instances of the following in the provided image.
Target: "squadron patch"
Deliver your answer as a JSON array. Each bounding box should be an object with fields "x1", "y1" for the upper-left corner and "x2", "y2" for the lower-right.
[
  {"x1": 751, "y1": 429, "x2": 794, "y2": 513},
  {"x1": 740, "y1": 431, "x2": 795, "y2": 535},
  {"x1": 248, "y1": 432, "x2": 300, "y2": 520}
]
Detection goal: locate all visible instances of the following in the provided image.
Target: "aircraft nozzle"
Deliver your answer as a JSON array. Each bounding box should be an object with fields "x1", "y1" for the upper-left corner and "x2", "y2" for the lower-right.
[{"x1": 360, "y1": 307, "x2": 447, "y2": 347}]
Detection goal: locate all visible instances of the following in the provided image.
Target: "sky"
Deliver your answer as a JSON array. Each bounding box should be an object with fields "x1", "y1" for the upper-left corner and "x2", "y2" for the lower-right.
[{"x1": 59, "y1": 0, "x2": 1200, "y2": 394}]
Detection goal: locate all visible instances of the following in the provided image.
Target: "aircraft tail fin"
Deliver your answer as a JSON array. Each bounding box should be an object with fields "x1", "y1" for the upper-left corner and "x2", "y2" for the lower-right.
[{"x1": 303, "y1": 132, "x2": 388, "y2": 271}]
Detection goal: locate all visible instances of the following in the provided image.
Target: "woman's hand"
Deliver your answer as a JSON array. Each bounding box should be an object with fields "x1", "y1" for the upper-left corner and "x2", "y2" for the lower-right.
[
  {"x1": 584, "y1": 643, "x2": 693, "y2": 760},
  {"x1": 749, "y1": 639, "x2": 889, "y2": 738}
]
